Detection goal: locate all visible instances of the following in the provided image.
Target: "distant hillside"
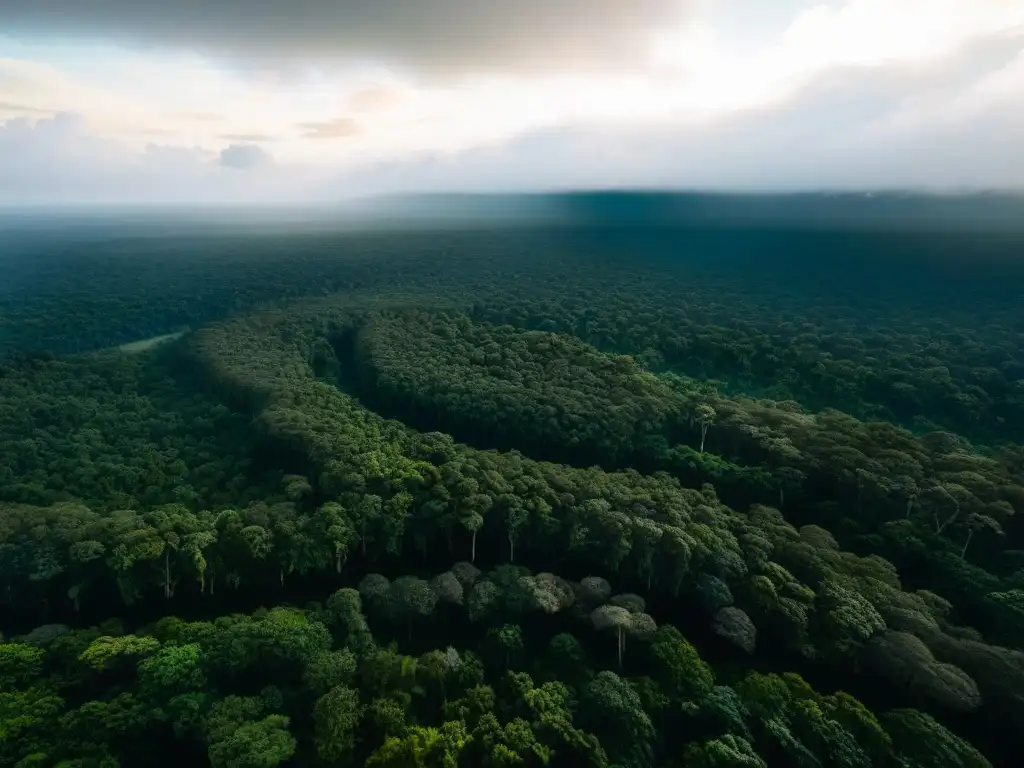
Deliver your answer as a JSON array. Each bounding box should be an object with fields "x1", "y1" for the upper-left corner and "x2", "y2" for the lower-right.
[{"x1": 345, "y1": 191, "x2": 1024, "y2": 231}]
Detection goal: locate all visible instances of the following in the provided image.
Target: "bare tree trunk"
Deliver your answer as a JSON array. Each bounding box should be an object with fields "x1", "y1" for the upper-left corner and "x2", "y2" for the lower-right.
[
  {"x1": 471, "y1": 530, "x2": 478, "y2": 563},
  {"x1": 508, "y1": 532, "x2": 515, "y2": 563},
  {"x1": 936, "y1": 511, "x2": 958, "y2": 536},
  {"x1": 961, "y1": 530, "x2": 974, "y2": 559}
]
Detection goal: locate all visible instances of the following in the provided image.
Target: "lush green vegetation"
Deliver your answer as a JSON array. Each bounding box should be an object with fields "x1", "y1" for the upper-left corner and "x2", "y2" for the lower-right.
[{"x1": 2, "y1": 220, "x2": 1023, "y2": 767}]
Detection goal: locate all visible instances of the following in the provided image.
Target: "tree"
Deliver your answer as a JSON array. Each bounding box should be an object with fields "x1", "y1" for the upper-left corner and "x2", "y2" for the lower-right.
[
  {"x1": 451, "y1": 562, "x2": 482, "y2": 592},
  {"x1": 391, "y1": 576, "x2": 439, "y2": 640},
  {"x1": 683, "y1": 734, "x2": 767, "y2": 768},
  {"x1": 631, "y1": 519, "x2": 663, "y2": 590},
  {"x1": 365, "y1": 720, "x2": 472, "y2": 768},
  {"x1": 520, "y1": 572, "x2": 575, "y2": 615},
  {"x1": 459, "y1": 493, "x2": 491, "y2": 563},
  {"x1": 78, "y1": 635, "x2": 160, "y2": 671},
  {"x1": 469, "y1": 581, "x2": 501, "y2": 624},
  {"x1": 304, "y1": 649, "x2": 357, "y2": 696},
  {"x1": 313, "y1": 685, "x2": 362, "y2": 765},
  {"x1": 649, "y1": 626, "x2": 714, "y2": 703},
  {"x1": 326, "y1": 588, "x2": 375, "y2": 655},
  {"x1": 960, "y1": 513, "x2": 1003, "y2": 559},
  {"x1": 318, "y1": 502, "x2": 357, "y2": 573},
  {"x1": 471, "y1": 713, "x2": 550, "y2": 767},
  {"x1": 591, "y1": 605, "x2": 633, "y2": 670},
  {"x1": 695, "y1": 404, "x2": 716, "y2": 454},
  {"x1": 354, "y1": 495, "x2": 384, "y2": 557},
  {"x1": 862, "y1": 631, "x2": 981, "y2": 712},
  {"x1": 712, "y1": 607, "x2": 757, "y2": 654},
  {"x1": 505, "y1": 504, "x2": 528, "y2": 564},
  {"x1": 359, "y1": 574, "x2": 394, "y2": 621},
  {"x1": 0, "y1": 643, "x2": 45, "y2": 689},
  {"x1": 881, "y1": 709, "x2": 991, "y2": 768},
  {"x1": 814, "y1": 579, "x2": 885, "y2": 656},
  {"x1": 488, "y1": 624, "x2": 524, "y2": 667},
  {"x1": 549, "y1": 633, "x2": 590, "y2": 688},
  {"x1": 208, "y1": 714, "x2": 296, "y2": 768},
  {"x1": 575, "y1": 576, "x2": 612, "y2": 610},
  {"x1": 430, "y1": 571, "x2": 465, "y2": 606},
  {"x1": 0, "y1": 685, "x2": 64, "y2": 766},
  {"x1": 58, "y1": 692, "x2": 157, "y2": 764},
  {"x1": 138, "y1": 643, "x2": 206, "y2": 700},
  {"x1": 369, "y1": 697, "x2": 408, "y2": 740},
  {"x1": 581, "y1": 671, "x2": 655, "y2": 768},
  {"x1": 696, "y1": 686, "x2": 751, "y2": 741},
  {"x1": 697, "y1": 573, "x2": 734, "y2": 613}
]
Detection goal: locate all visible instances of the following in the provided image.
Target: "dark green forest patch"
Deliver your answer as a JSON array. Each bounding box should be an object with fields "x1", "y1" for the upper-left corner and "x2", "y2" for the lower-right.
[
  {"x1": 342, "y1": 311, "x2": 692, "y2": 470},
  {"x1": 0, "y1": 342, "x2": 267, "y2": 510},
  {"x1": 4, "y1": 222, "x2": 1024, "y2": 767}
]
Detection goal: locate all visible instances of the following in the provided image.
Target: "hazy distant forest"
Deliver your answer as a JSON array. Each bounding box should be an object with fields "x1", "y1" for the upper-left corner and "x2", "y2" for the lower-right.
[{"x1": 2, "y1": 206, "x2": 1024, "y2": 768}]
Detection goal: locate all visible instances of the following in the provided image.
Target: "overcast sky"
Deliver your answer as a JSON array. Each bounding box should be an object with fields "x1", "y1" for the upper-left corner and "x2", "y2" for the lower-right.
[{"x1": 0, "y1": 0, "x2": 1022, "y2": 203}]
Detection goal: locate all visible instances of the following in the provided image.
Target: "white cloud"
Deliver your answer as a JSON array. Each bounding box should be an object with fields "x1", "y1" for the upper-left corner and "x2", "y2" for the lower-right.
[
  {"x1": 318, "y1": 32, "x2": 1024, "y2": 196},
  {"x1": 219, "y1": 143, "x2": 273, "y2": 170},
  {"x1": 0, "y1": 1, "x2": 1021, "y2": 201},
  {"x1": 0, "y1": 113, "x2": 316, "y2": 204}
]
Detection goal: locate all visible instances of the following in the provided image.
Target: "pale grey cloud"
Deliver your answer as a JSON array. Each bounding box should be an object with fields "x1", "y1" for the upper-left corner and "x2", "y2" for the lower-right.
[
  {"x1": 0, "y1": 27, "x2": 1021, "y2": 205},
  {"x1": 321, "y1": 33, "x2": 1024, "y2": 195},
  {"x1": 299, "y1": 118, "x2": 360, "y2": 140},
  {"x1": 178, "y1": 112, "x2": 223, "y2": 122},
  {"x1": 347, "y1": 85, "x2": 405, "y2": 112},
  {"x1": 0, "y1": 114, "x2": 302, "y2": 204},
  {"x1": 0, "y1": 1, "x2": 693, "y2": 78},
  {"x1": 220, "y1": 132, "x2": 277, "y2": 142},
  {"x1": 219, "y1": 143, "x2": 273, "y2": 170},
  {"x1": 0, "y1": 101, "x2": 53, "y2": 115},
  {"x1": 142, "y1": 143, "x2": 213, "y2": 167}
]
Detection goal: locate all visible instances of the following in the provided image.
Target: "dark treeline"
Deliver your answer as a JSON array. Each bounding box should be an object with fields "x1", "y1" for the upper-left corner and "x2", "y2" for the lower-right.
[{"x1": 1, "y1": 217, "x2": 1023, "y2": 767}]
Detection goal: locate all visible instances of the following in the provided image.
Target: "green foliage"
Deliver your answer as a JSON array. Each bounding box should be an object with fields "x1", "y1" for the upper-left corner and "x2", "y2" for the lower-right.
[
  {"x1": 0, "y1": 643, "x2": 46, "y2": 688},
  {"x1": 581, "y1": 671, "x2": 656, "y2": 768},
  {"x1": 304, "y1": 649, "x2": 358, "y2": 696},
  {"x1": 696, "y1": 686, "x2": 752, "y2": 741},
  {"x1": 648, "y1": 626, "x2": 714, "y2": 703},
  {"x1": 207, "y1": 714, "x2": 296, "y2": 768},
  {"x1": 365, "y1": 721, "x2": 472, "y2": 768},
  {"x1": 881, "y1": 710, "x2": 992, "y2": 768},
  {"x1": 78, "y1": 635, "x2": 160, "y2": 670},
  {"x1": 3, "y1": 226, "x2": 1023, "y2": 768},
  {"x1": 138, "y1": 643, "x2": 206, "y2": 698},
  {"x1": 313, "y1": 685, "x2": 362, "y2": 765},
  {"x1": 684, "y1": 734, "x2": 767, "y2": 768},
  {"x1": 814, "y1": 579, "x2": 886, "y2": 656},
  {"x1": 0, "y1": 686, "x2": 64, "y2": 765}
]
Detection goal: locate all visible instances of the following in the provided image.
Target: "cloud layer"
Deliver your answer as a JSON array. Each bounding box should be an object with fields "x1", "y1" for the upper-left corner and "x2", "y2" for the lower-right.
[
  {"x1": 322, "y1": 36, "x2": 1024, "y2": 196},
  {"x1": 219, "y1": 143, "x2": 273, "y2": 170},
  {"x1": 1, "y1": 1, "x2": 691, "y2": 78},
  {"x1": 0, "y1": 114, "x2": 301, "y2": 204},
  {"x1": 0, "y1": 1, "x2": 1021, "y2": 202}
]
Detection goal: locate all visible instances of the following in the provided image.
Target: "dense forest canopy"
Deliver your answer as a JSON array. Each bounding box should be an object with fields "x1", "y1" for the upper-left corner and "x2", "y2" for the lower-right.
[{"x1": 1, "y1": 210, "x2": 1023, "y2": 767}]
